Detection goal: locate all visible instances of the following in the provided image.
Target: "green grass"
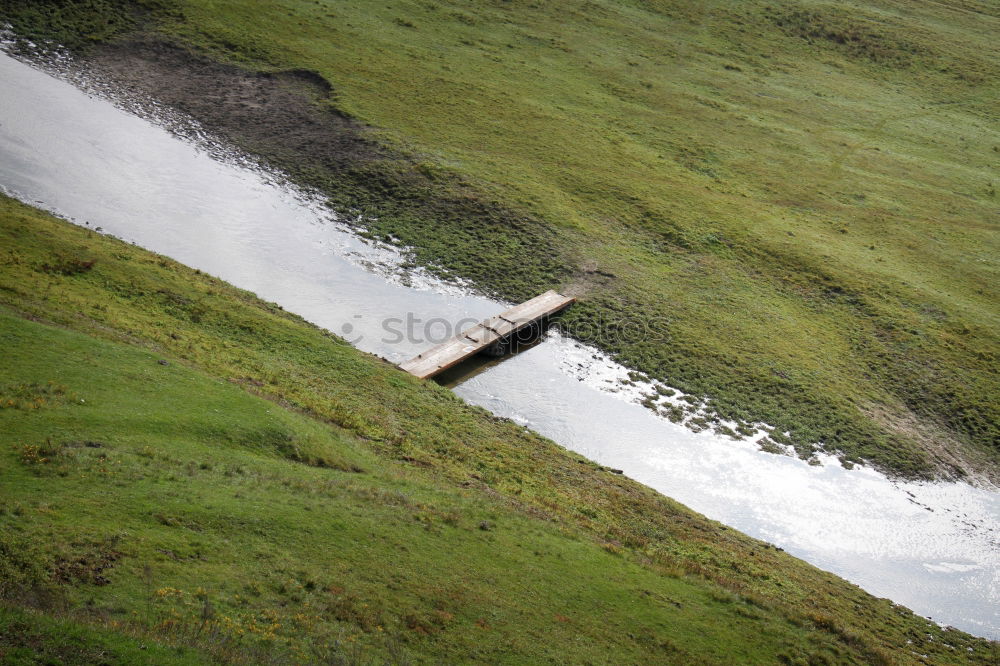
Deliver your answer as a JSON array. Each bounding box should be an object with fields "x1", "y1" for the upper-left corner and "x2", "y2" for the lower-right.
[
  {"x1": 9, "y1": 309, "x2": 796, "y2": 663},
  {"x1": 0, "y1": 605, "x2": 207, "y2": 665},
  {"x1": 1, "y1": 196, "x2": 996, "y2": 662},
  {"x1": 3, "y1": 0, "x2": 998, "y2": 478}
]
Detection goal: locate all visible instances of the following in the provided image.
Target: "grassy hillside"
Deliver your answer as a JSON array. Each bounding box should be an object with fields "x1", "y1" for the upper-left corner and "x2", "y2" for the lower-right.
[
  {"x1": 4, "y1": 0, "x2": 996, "y2": 479},
  {"x1": 1, "y1": 196, "x2": 996, "y2": 662}
]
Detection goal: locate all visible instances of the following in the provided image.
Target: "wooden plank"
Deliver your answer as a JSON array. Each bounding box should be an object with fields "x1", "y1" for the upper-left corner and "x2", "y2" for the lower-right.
[{"x1": 399, "y1": 290, "x2": 575, "y2": 379}]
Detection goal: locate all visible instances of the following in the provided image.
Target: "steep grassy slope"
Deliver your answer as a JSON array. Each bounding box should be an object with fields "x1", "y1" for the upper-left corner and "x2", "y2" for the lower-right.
[
  {"x1": 1, "y1": 196, "x2": 995, "y2": 662},
  {"x1": 5, "y1": 0, "x2": 996, "y2": 479},
  {"x1": 7, "y1": 312, "x2": 816, "y2": 663}
]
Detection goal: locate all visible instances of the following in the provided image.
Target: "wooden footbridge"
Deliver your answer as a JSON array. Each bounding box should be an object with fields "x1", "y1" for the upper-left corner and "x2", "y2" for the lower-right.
[{"x1": 399, "y1": 290, "x2": 575, "y2": 379}]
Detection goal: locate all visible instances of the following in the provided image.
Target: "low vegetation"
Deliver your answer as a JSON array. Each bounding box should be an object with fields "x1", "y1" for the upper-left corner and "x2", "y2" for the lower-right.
[
  {"x1": 4, "y1": 0, "x2": 996, "y2": 479},
  {"x1": 1, "y1": 195, "x2": 996, "y2": 661}
]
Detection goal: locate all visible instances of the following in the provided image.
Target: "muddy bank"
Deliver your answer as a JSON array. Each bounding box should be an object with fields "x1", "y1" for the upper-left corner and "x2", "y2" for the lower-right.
[
  {"x1": 90, "y1": 39, "x2": 385, "y2": 170},
  {"x1": 81, "y1": 37, "x2": 568, "y2": 304}
]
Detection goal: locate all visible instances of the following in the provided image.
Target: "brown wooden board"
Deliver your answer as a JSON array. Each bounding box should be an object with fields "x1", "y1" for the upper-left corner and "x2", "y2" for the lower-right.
[{"x1": 398, "y1": 290, "x2": 575, "y2": 379}]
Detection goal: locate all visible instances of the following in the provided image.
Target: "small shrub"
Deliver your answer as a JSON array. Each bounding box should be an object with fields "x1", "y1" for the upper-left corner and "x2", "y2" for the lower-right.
[
  {"x1": 807, "y1": 611, "x2": 838, "y2": 632},
  {"x1": 15, "y1": 439, "x2": 74, "y2": 469},
  {"x1": 708, "y1": 588, "x2": 739, "y2": 604},
  {"x1": 714, "y1": 424, "x2": 738, "y2": 439},
  {"x1": 686, "y1": 416, "x2": 709, "y2": 432},
  {"x1": 661, "y1": 404, "x2": 685, "y2": 423},
  {"x1": 602, "y1": 541, "x2": 624, "y2": 556}
]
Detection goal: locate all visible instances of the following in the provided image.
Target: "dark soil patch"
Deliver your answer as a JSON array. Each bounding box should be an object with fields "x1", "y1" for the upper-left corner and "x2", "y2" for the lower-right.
[
  {"x1": 85, "y1": 37, "x2": 568, "y2": 302},
  {"x1": 89, "y1": 39, "x2": 385, "y2": 170},
  {"x1": 52, "y1": 540, "x2": 123, "y2": 587}
]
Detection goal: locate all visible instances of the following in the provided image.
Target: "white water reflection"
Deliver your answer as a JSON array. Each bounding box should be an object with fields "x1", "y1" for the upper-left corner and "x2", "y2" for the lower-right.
[{"x1": 0, "y1": 52, "x2": 997, "y2": 637}]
